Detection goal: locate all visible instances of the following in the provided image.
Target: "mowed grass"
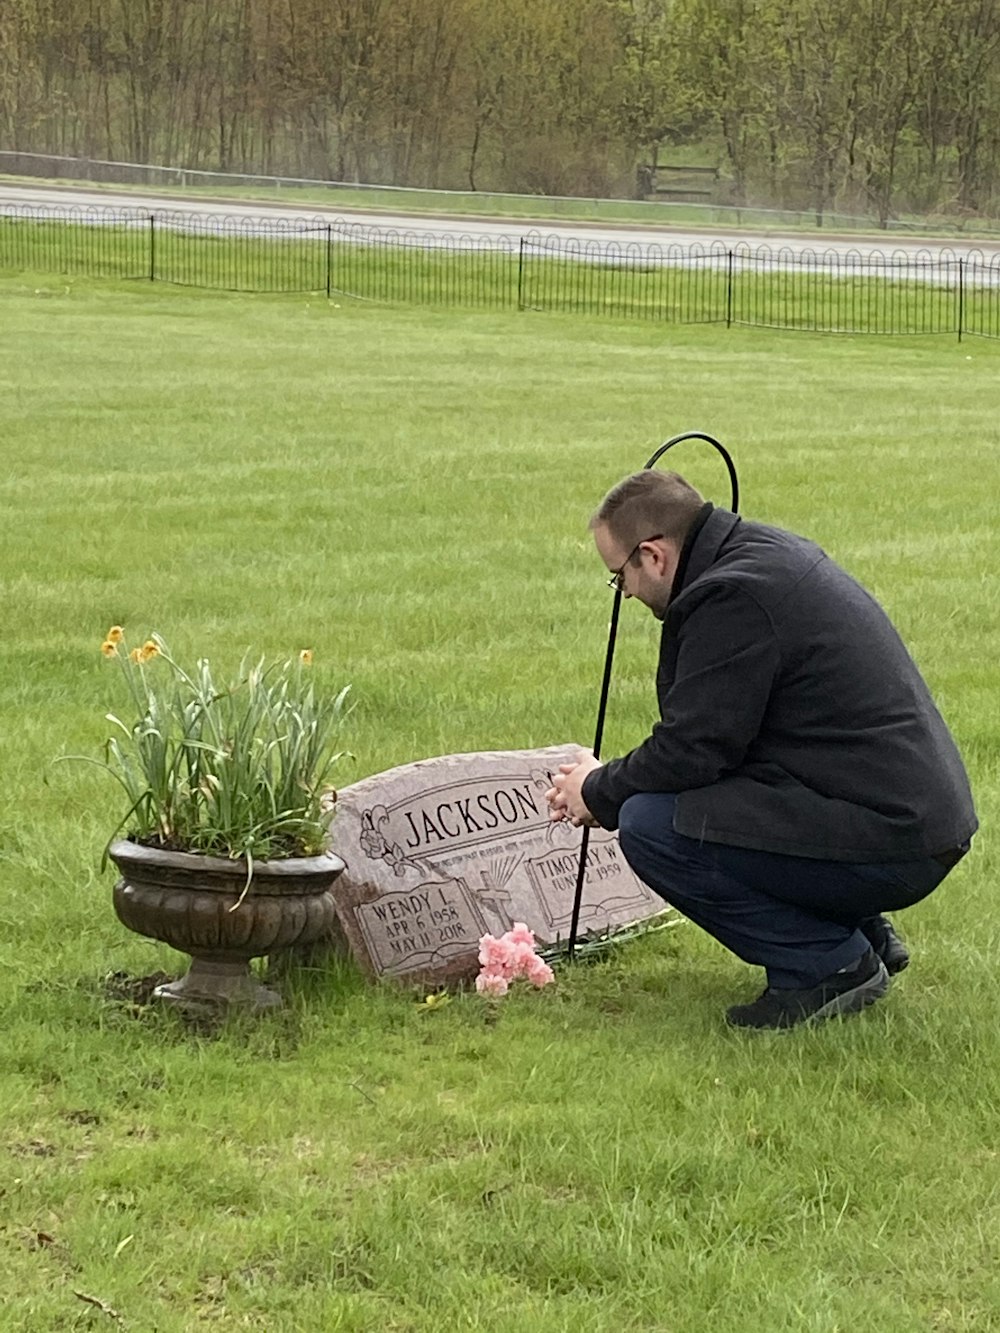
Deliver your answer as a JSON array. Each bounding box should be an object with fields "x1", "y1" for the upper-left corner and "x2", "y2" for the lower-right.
[{"x1": 1, "y1": 275, "x2": 999, "y2": 1332}]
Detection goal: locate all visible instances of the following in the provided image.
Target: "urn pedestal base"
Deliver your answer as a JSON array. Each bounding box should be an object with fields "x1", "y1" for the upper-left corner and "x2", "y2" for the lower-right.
[{"x1": 153, "y1": 957, "x2": 282, "y2": 1011}]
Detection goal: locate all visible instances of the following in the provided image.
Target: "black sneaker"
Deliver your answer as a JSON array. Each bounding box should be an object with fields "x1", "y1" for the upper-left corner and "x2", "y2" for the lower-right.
[
  {"x1": 861, "y1": 915, "x2": 910, "y2": 975},
  {"x1": 726, "y1": 948, "x2": 890, "y2": 1030}
]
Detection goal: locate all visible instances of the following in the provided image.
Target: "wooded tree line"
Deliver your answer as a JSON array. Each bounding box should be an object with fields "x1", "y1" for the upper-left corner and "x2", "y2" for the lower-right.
[{"x1": 2, "y1": 0, "x2": 999, "y2": 222}]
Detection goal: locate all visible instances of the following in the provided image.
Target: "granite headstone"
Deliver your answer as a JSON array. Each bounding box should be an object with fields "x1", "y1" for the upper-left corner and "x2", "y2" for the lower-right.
[{"x1": 328, "y1": 745, "x2": 671, "y2": 986}]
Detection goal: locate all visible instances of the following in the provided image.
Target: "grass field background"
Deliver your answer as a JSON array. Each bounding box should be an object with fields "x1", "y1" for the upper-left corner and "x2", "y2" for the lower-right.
[{"x1": 1, "y1": 274, "x2": 998, "y2": 1330}]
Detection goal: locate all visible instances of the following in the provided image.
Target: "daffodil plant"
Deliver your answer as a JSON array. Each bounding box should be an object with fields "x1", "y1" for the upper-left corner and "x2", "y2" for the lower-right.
[{"x1": 89, "y1": 628, "x2": 351, "y2": 865}]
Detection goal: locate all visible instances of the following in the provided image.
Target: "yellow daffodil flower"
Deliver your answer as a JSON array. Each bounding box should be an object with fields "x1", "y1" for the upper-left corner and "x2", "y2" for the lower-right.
[
  {"x1": 299, "y1": 649, "x2": 314, "y2": 666},
  {"x1": 100, "y1": 640, "x2": 118, "y2": 657},
  {"x1": 140, "y1": 640, "x2": 160, "y2": 663},
  {"x1": 106, "y1": 626, "x2": 125, "y2": 644},
  {"x1": 129, "y1": 647, "x2": 143, "y2": 664}
]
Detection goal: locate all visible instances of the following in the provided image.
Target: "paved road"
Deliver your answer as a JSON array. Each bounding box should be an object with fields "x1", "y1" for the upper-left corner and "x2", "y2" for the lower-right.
[{"x1": 3, "y1": 181, "x2": 999, "y2": 263}]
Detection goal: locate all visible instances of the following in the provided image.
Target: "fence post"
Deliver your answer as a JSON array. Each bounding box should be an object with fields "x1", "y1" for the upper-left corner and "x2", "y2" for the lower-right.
[
  {"x1": 517, "y1": 236, "x2": 525, "y2": 311},
  {"x1": 149, "y1": 214, "x2": 156, "y2": 282},
  {"x1": 726, "y1": 250, "x2": 734, "y2": 328},
  {"x1": 326, "y1": 224, "x2": 332, "y2": 299},
  {"x1": 957, "y1": 257, "x2": 964, "y2": 343}
]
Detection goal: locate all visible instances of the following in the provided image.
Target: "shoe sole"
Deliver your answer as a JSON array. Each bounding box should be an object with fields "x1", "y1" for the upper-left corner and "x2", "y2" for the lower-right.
[{"x1": 809, "y1": 958, "x2": 891, "y2": 1022}]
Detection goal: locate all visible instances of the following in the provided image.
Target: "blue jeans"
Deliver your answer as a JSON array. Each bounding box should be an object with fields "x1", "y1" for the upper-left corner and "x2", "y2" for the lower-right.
[{"x1": 617, "y1": 793, "x2": 958, "y2": 988}]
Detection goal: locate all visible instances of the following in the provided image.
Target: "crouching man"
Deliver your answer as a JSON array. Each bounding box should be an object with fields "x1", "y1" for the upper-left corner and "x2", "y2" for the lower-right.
[{"x1": 546, "y1": 471, "x2": 977, "y2": 1030}]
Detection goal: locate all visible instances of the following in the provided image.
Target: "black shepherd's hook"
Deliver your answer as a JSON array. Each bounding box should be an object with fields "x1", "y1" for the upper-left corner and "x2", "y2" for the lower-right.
[{"x1": 566, "y1": 432, "x2": 740, "y2": 960}]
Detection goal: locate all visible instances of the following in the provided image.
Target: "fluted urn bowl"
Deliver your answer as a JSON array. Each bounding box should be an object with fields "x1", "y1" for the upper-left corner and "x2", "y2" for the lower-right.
[{"x1": 109, "y1": 839, "x2": 346, "y2": 1010}]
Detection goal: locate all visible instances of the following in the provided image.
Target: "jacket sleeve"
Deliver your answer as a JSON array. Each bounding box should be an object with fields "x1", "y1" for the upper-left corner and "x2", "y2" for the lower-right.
[{"x1": 582, "y1": 582, "x2": 781, "y2": 830}]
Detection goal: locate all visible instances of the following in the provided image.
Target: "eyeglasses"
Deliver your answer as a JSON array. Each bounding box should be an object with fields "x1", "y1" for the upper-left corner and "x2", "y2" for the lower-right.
[{"x1": 607, "y1": 534, "x2": 664, "y2": 592}]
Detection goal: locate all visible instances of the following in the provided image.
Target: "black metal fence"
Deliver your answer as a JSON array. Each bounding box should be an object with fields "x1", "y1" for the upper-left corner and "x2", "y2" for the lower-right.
[{"x1": 2, "y1": 202, "x2": 998, "y2": 339}]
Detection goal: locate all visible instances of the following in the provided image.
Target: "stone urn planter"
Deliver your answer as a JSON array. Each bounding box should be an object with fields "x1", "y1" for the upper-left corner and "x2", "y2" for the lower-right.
[{"x1": 109, "y1": 839, "x2": 346, "y2": 1011}]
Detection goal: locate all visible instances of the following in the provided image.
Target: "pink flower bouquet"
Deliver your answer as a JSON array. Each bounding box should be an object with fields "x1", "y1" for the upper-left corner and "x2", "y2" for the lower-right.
[{"x1": 475, "y1": 922, "x2": 555, "y2": 998}]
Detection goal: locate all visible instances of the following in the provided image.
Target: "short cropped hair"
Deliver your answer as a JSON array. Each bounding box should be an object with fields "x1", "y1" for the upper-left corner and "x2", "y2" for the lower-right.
[{"x1": 590, "y1": 470, "x2": 705, "y2": 551}]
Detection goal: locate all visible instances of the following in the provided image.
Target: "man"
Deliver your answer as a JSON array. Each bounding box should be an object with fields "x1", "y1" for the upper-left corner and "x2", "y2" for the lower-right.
[{"x1": 546, "y1": 471, "x2": 977, "y2": 1030}]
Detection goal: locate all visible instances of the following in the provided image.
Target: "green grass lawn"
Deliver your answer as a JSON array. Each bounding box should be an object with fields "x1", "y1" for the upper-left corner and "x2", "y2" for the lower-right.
[{"x1": 1, "y1": 275, "x2": 998, "y2": 1331}]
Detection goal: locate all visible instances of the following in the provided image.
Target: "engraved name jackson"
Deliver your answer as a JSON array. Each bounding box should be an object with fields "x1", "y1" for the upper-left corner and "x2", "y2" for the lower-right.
[{"x1": 359, "y1": 773, "x2": 555, "y2": 875}]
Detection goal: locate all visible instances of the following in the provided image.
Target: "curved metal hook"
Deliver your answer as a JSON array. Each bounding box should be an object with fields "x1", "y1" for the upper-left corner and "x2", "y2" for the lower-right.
[
  {"x1": 567, "y1": 431, "x2": 740, "y2": 959},
  {"x1": 645, "y1": 431, "x2": 739, "y2": 513}
]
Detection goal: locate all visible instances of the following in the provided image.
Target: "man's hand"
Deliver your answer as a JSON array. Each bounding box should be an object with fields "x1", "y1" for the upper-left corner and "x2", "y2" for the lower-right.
[{"x1": 544, "y1": 751, "x2": 603, "y2": 827}]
